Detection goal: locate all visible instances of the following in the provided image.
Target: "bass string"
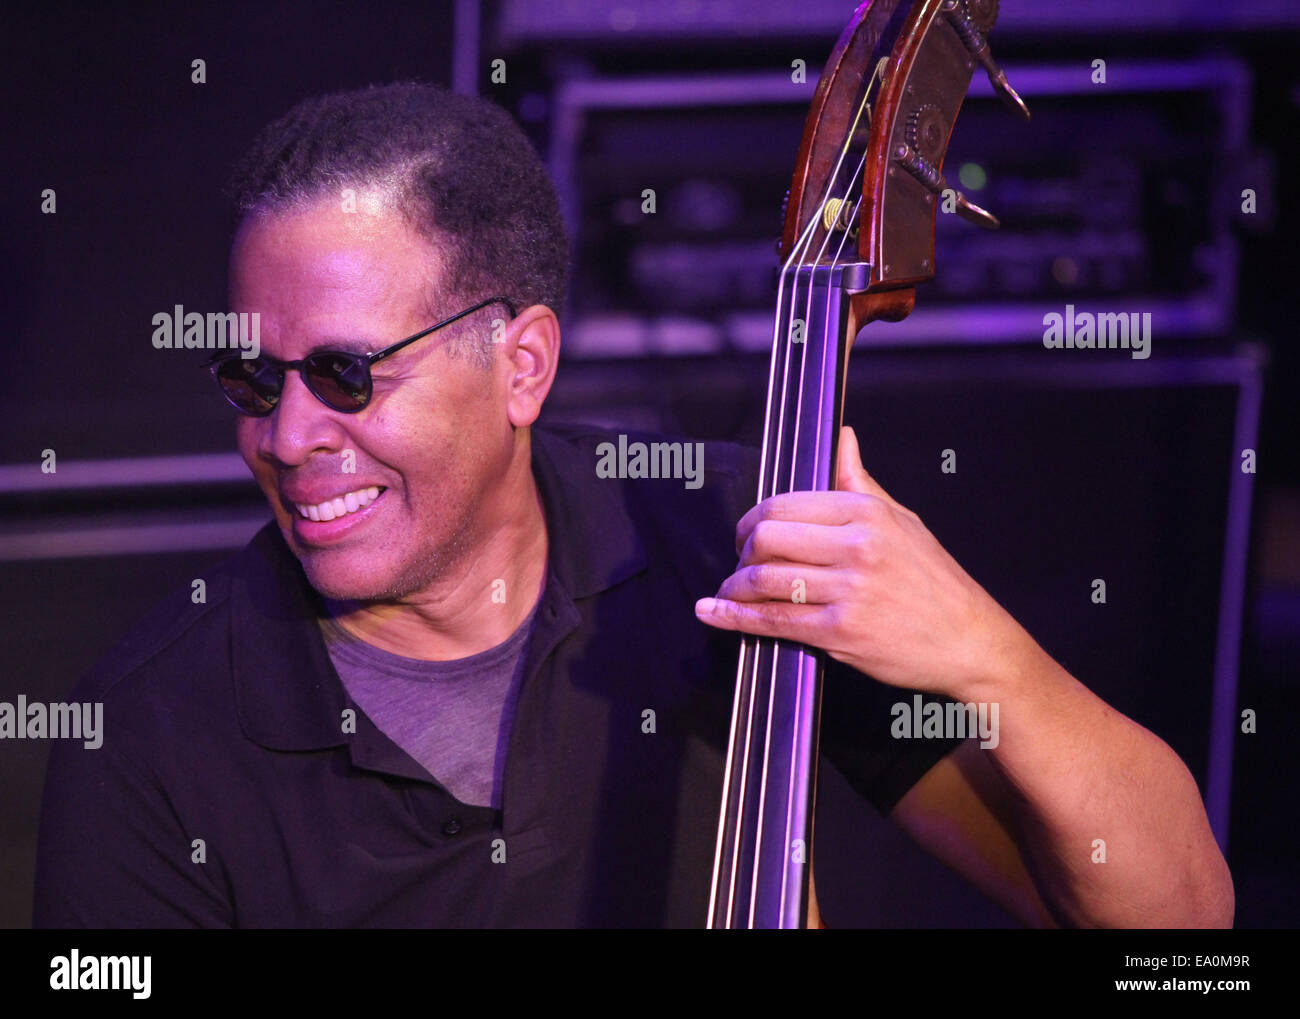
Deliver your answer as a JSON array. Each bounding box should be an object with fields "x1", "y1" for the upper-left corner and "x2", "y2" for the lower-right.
[
  {"x1": 747, "y1": 182, "x2": 866, "y2": 927},
  {"x1": 745, "y1": 231, "x2": 841, "y2": 924},
  {"x1": 772, "y1": 186, "x2": 867, "y2": 922},
  {"x1": 714, "y1": 97, "x2": 875, "y2": 925},
  {"x1": 708, "y1": 149, "x2": 828, "y2": 930}
]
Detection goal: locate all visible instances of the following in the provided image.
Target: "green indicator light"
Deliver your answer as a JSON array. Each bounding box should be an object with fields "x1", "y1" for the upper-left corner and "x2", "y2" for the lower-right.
[{"x1": 958, "y1": 162, "x2": 987, "y2": 191}]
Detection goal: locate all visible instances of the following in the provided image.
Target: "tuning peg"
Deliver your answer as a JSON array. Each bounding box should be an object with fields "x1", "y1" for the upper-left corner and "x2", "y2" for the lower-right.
[
  {"x1": 941, "y1": 0, "x2": 1031, "y2": 121},
  {"x1": 948, "y1": 189, "x2": 1000, "y2": 230},
  {"x1": 892, "y1": 141, "x2": 1000, "y2": 230}
]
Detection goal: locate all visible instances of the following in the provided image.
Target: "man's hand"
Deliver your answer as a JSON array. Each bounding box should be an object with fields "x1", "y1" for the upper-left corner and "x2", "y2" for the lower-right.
[
  {"x1": 695, "y1": 425, "x2": 1025, "y2": 702},
  {"x1": 693, "y1": 425, "x2": 1234, "y2": 928}
]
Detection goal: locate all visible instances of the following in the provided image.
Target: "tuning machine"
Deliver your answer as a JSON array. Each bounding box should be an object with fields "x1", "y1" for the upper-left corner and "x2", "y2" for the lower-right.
[
  {"x1": 893, "y1": 104, "x2": 999, "y2": 229},
  {"x1": 941, "y1": 0, "x2": 1030, "y2": 121}
]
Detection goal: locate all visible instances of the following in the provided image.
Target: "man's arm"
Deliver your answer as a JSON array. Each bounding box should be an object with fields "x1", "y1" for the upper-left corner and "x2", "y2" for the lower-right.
[
  {"x1": 890, "y1": 740, "x2": 1059, "y2": 928},
  {"x1": 697, "y1": 425, "x2": 1234, "y2": 929},
  {"x1": 34, "y1": 712, "x2": 233, "y2": 929},
  {"x1": 890, "y1": 649, "x2": 1235, "y2": 929}
]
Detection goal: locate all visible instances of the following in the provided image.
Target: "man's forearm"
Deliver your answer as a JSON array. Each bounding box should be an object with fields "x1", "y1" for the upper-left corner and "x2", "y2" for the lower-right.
[{"x1": 971, "y1": 631, "x2": 1235, "y2": 928}]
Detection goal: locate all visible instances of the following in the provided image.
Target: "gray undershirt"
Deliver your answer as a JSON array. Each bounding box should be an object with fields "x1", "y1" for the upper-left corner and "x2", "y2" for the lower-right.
[{"x1": 319, "y1": 604, "x2": 538, "y2": 809}]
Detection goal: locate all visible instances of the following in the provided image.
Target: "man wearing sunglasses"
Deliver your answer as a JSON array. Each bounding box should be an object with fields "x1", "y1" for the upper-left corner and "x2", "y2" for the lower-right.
[{"x1": 34, "y1": 83, "x2": 1231, "y2": 929}]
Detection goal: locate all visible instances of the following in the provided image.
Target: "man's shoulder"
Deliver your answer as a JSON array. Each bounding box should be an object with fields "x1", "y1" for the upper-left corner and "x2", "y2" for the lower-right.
[
  {"x1": 533, "y1": 420, "x2": 759, "y2": 508},
  {"x1": 531, "y1": 421, "x2": 760, "y2": 597},
  {"x1": 66, "y1": 536, "x2": 257, "y2": 713}
]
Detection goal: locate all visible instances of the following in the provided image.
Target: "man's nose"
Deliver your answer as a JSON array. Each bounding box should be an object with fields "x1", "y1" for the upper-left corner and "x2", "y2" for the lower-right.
[{"x1": 257, "y1": 369, "x2": 348, "y2": 466}]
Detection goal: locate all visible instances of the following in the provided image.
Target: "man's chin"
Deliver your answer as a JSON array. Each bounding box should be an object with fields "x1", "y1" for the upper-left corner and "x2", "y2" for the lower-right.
[
  {"x1": 295, "y1": 549, "x2": 408, "y2": 604},
  {"x1": 280, "y1": 518, "x2": 469, "y2": 604}
]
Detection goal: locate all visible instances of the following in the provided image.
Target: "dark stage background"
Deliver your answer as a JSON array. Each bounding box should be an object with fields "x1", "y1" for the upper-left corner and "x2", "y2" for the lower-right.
[{"x1": 4, "y1": 0, "x2": 1297, "y2": 928}]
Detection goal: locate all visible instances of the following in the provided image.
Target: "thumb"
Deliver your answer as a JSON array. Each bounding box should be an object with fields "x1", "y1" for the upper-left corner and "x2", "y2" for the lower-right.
[{"x1": 835, "y1": 426, "x2": 896, "y2": 504}]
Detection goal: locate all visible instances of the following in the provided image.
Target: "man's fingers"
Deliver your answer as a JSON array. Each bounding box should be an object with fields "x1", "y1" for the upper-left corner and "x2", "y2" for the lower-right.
[
  {"x1": 735, "y1": 493, "x2": 872, "y2": 555},
  {"x1": 715, "y1": 563, "x2": 842, "y2": 604},
  {"x1": 694, "y1": 596, "x2": 828, "y2": 641},
  {"x1": 835, "y1": 426, "x2": 900, "y2": 507},
  {"x1": 734, "y1": 428, "x2": 907, "y2": 554},
  {"x1": 735, "y1": 518, "x2": 849, "y2": 565}
]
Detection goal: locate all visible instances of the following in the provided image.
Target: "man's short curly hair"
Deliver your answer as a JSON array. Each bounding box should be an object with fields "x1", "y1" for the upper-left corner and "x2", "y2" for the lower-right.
[{"x1": 228, "y1": 82, "x2": 568, "y2": 366}]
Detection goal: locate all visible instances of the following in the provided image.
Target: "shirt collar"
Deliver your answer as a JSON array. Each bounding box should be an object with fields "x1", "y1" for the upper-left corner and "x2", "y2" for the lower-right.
[
  {"x1": 529, "y1": 426, "x2": 647, "y2": 599},
  {"x1": 230, "y1": 425, "x2": 647, "y2": 751}
]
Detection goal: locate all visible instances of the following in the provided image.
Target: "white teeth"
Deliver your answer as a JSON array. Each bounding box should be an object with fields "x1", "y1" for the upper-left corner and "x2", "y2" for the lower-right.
[{"x1": 294, "y1": 486, "x2": 382, "y2": 522}]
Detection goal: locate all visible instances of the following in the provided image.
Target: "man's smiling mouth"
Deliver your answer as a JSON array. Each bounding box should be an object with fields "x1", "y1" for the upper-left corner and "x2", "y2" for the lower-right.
[{"x1": 292, "y1": 485, "x2": 387, "y2": 522}]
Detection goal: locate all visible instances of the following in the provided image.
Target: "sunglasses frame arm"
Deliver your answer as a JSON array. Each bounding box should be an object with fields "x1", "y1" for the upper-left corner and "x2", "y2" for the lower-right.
[
  {"x1": 367, "y1": 295, "x2": 517, "y2": 367},
  {"x1": 200, "y1": 295, "x2": 517, "y2": 372}
]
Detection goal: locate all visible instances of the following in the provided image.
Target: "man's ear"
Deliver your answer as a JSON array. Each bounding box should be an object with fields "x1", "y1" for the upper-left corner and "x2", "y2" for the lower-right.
[{"x1": 504, "y1": 304, "x2": 561, "y2": 428}]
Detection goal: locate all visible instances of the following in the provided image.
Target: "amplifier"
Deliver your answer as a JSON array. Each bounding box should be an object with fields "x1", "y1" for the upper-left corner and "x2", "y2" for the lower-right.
[{"x1": 547, "y1": 58, "x2": 1253, "y2": 356}]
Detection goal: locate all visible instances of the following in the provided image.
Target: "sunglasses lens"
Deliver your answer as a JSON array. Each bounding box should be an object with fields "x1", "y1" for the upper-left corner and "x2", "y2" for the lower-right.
[
  {"x1": 305, "y1": 354, "x2": 371, "y2": 411},
  {"x1": 213, "y1": 358, "x2": 282, "y2": 415}
]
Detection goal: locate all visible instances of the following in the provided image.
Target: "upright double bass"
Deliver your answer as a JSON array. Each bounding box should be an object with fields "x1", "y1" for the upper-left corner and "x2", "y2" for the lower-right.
[{"x1": 707, "y1": 0, "x2": 1029, "y2": 929}]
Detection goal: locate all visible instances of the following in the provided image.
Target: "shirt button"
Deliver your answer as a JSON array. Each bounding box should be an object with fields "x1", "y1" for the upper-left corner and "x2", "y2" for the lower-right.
[{"x1": 441, "y1": 818, "x2": 463, "y2": 837}]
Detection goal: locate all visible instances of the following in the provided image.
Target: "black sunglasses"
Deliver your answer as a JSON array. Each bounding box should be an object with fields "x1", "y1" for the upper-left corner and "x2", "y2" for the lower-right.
[{"x1": 203, "y1": 295, "x2": 516, "y2": 416}]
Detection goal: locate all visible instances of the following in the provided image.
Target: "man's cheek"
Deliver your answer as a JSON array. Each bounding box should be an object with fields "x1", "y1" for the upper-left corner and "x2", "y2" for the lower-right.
[{"x1": 235, "y1": 423, "x2": 261, "y2": 469}]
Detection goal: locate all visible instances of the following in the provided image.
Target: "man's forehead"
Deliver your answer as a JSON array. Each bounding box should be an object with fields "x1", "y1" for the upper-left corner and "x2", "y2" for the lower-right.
[
  {"x1": 236, "y1": 196, "x2": 425, "y2": 259},
  {"x1": 230, "y1": 199, "x2": 444, "y2": 309}
]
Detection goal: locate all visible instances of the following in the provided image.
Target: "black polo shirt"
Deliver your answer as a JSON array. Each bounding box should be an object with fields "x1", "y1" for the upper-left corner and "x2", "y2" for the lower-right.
[{"x1": 33, "y1": 424, "x2": 960, "y2": 928}]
